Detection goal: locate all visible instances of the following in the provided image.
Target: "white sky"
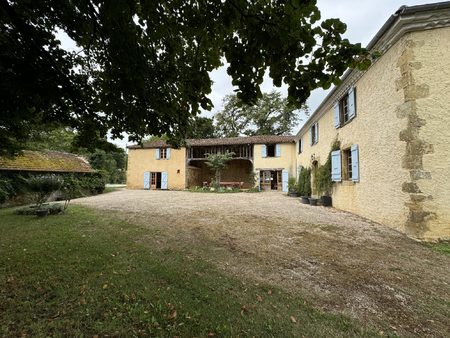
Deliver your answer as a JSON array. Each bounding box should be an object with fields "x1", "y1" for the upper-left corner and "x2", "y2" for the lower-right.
[{"x1": 58, "y1": 0, "x2": 444, "y2": 149}]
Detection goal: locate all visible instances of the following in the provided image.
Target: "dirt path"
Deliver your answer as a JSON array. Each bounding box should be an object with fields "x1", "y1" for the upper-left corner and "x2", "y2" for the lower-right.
[{"x1": 74, "y1": 190, "x2": 450, "y2": 337}]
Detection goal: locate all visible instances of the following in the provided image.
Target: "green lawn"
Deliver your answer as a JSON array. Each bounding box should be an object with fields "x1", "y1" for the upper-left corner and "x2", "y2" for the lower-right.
[{"x1": 0, "y1": 206, "x2": 384, "y2": 337}]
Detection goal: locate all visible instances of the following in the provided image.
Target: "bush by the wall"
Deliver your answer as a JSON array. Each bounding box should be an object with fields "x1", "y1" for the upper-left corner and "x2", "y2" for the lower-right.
[
  {"x1": 0, "y1": 171, "x2": 106, "y2": 207},
  {"x1": 297, "y1": 167, "x2": 312, "y2": 197}
]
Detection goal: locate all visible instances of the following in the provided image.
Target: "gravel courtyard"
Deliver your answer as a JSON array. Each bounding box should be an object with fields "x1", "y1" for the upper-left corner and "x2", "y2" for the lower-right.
[{"x1": 74, "y1": 190, "x2": 450, "y2": 337}]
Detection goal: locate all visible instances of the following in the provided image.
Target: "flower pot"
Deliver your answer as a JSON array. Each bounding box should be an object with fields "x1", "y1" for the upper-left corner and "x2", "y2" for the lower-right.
[
  {"x1": 301, "y1": 196, "x2": 310, "y2": 204},
  {"x1": 288, "y1": 192, "x2": 299, "y2": 197},
  {"x1": 309, "y1": 198, "x2": 318, "y2": 206},
  {"x1": 321, "y1": 196, "x2": 332, "y2": 207}
]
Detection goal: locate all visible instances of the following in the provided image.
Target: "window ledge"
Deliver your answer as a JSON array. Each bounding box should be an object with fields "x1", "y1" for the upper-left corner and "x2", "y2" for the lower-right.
[{"x1": 338, "y1": 180, "x2": 356, "y2": 186}]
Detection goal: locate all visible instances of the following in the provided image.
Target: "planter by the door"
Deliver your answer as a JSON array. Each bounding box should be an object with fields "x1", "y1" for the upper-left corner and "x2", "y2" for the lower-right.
[
  {"x1": 288, "y1": 192, "x2": 299, "y2": 197},
  {"x1": 301, "y1": 196, "x2": 310, "y2": 204},
  {"x1": 309, "y1": 198, "x2": 318, "y2": 206},
  {"x1": 321, "y1": 196, "x2": 332, "y2": 207}
]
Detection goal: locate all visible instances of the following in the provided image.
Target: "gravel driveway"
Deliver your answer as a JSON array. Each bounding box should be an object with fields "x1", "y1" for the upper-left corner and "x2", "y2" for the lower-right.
[{"x1": 74, "y1": 189, "x2": 450, "y2": 337}]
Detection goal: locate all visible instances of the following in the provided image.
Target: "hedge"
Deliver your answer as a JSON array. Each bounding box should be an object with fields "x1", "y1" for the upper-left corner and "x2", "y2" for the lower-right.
[{"x1": 0, "y1": 171, "x2": 106, "y2": 206}]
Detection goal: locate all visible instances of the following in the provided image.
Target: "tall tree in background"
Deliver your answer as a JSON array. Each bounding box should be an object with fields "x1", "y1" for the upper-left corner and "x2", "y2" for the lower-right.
[
  {"x1": 215, "y1": 95, "x2": 249, "y2": 138},
  {"x1": 1, "y1": 0, "x2": 372, "y2": 155},
  {"x1": 215, "y1": 91, "x2": 306, "y2": 137},
  {"x1": 186, "y1": 117, "x2": 217, "y2": 139}
]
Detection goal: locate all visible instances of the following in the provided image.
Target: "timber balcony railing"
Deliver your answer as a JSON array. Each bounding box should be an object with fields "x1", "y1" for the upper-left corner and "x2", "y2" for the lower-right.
[{"x1": 186, "y1": 145, "x2": 253, "y2": 160}]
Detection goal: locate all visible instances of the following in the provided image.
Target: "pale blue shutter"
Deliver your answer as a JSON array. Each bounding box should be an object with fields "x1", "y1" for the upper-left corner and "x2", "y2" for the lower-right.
[
  {"x1": 282, "y1": 169, "x2": 289, "y2": 192},
  {"x1": 348, "y1": 87, "x2": 356, "y2": 120},
  {"x1": 333, "y1": 103, "x2": 340, "y2": 128},
  {"x1": 257, "y1": 170, "x2": 261, "y2": 191},
  {"x1": 161, "y1": 171, "x2": 168, "y2": 189},
  {"x1": 351, "y1": 144, "x2": 359, "y2": 182},
  {"x1": 310, "y1": 127, "x2": 313, "y2": 145},
  {"x1": 314, "y1": 123, "x2": 319, "y2": 143},
  {"x1": 331, "y1": 150, "x2": 342, "y2": 182},
  {"x1": 143, "y1": 172, "x2": 150, "y2": 189},
  {"x1": 155, "y1": 148, "x2": 160, "y2": 160},
  {"x1": 166, "y1": 148, "x2": 171, "y2": 159},
  {"x1": 275, "y1": 144, "x2": 281, "y2": 157},
  {"x1": 261, "y1": 145, "x2": 267, "y2": 158}
]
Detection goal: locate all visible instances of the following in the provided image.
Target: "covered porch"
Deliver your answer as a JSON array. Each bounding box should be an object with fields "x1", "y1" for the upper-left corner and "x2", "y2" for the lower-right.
[{"x1": 186, "y1": 158, "x2": 253, "y2": 189}]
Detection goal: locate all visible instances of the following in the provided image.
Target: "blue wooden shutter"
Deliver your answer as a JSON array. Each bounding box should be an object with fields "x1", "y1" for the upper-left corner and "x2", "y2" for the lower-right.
[
  {"x1": 161, "y1": 171, "x2": 168, "y2": 189},
  {"x1": 351, "y1": 144, "x2": 359, "y2": 182},
  {"x1": 155, "y1": 148, "x2": 160, "y2": 160},
  {"x1": 333, "y1": 103, "x2": 340, "y2": 128},
  {"x1": 282, "y1": 170, "x2": 289, "y2": 192},
  {"x1": 275, "y1": 144, "x2": 281, "y2": 157},
  {"x1": 310, "y1": 126, "x2": 313, "y2": 145},
  {"x1": 348, "y1": 87, "x2": 356, "y2": 120},
  {"x1": 257, "y1": 170, "x2": 261, "y2": 191},
  {"x1": 166, "y1": 148, "x2": 171, "y2": 159},
  {"x1": 261, "y1": 145, "x2": 267, "y2": 158},
  {"x1": 143, "y1": 172, "x2": 150, "y2": 189},
  {"x1": 331, "y1": 150, "x2": 342, "y2": 182},
  {"x1": 314, "y1": 123, "x2": 319, "y2": 143}
]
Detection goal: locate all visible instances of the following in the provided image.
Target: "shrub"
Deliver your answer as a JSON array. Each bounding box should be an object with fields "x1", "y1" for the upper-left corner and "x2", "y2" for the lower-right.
[
  {"x1": 297, "y1": 167, "x2": 312, "y2": 197},
  {"x1": 28, "y1": 175, "x2": 62, "y2": 207},
  {"x1": 288, "y1": 177, "x2": 297, "y2": 193}
]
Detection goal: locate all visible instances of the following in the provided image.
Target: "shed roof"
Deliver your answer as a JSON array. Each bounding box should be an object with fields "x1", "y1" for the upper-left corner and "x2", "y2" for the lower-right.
[
  {"x1": 128, "y1": 135, "x2": 296, "y2": 149},
  {"x1": 0, "y1": 150, "x2": 94, "y2": 173}
]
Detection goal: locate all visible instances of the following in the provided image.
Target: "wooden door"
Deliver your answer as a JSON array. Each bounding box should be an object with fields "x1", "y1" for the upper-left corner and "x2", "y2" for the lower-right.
[{"x1": 150, "y1": 172, "x2": 157, "y2": 190}]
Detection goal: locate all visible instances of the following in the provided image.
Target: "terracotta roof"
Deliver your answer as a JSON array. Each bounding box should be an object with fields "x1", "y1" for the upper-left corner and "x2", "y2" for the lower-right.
[
  {"x1": 128, "y1": 135, "x2": 296, "y2": 149},
  {"x1": 0, "y1": 150, "x2": 94, "y2": 173}
]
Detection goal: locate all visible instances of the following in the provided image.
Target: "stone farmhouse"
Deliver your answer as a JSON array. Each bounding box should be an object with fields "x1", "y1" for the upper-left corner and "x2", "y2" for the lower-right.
[{"x1": 127, "y1": 2, "x2": 450, "y2": 241}]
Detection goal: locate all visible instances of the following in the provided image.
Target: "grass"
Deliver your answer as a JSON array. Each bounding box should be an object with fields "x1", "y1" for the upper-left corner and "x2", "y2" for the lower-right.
[
  {"x1": 0, "y1": 206, "x2": 383, "y2": 337},
  {"x1": 426, "y1": 242, "x2": 450, "y2": 256}
]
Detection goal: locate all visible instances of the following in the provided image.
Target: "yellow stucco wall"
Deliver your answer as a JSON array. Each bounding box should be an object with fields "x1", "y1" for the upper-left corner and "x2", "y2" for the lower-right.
[
  {"x1": 296, "y1": 34, "x2": 411, "y2": 233},
  {"x1": 409, "y1": 27, "x2": 450, "y2": 240},
  {"x1": 295, "y1": 27, "x2": 450, "y2": 240},
  {"x1": 126, "y1": 148, "x2": 186, "y2": 190},
  {"x1": 253, "y1": 143, "x2": 297, "y2": 180}
]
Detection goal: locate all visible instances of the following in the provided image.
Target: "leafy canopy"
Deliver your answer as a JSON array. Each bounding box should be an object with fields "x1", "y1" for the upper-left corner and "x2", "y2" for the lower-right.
[
  {"x1": 1, "y1": 0, "x2": 369, "y2": 155},
  {"x1": 215, "y1": 91, "x2": 306, "y2": 137},
  {"x1": 205, "y1": 151, "x2": 235, "y2": 188}
]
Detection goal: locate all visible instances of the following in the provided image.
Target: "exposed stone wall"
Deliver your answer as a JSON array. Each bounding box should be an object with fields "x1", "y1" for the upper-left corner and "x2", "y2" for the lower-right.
[
  {"x1": 405, "y1": 27, "x2": 450, "y2": 240},
  {"x1": 126, "y1": 148, "x2": 186, "y2": 189}
]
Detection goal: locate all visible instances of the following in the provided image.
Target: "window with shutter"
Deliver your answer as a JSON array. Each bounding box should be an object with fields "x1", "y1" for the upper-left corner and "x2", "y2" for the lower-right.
[
  {"x1": 348, "y1": 87, "x2": 356, "y2": 120},
  {"x1": 264, "y1": 144, "x2": 276, "y2": 157},
  {"x1": 334, "y1": 103, "x2": 340, "y2": 128},
  {"x1": 338, "y1": 87, "x2": 356, "y2": 126},
  {"x1": 261, "y1": 144, "x2": 267, "y2": 158},
  {"x1": 155, "y1": 148, "x2": 160, "y2": 160},
  {"x1": 275, "y1": 144, "x2": 281, "y2": 157},
  {"x1": 331, "y1": 150, "x2": 342, "y2": 182},
  {"x1": 351, "y1": 144, "x2": 359, "y2": 182},
  {"x1": 310, "y1": 123, "x2": 318, "y2": 145}
]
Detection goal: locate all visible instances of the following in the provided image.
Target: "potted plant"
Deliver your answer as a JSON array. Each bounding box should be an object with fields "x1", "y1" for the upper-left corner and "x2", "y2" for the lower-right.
[
  {"x1": 297, "y1": 167, "x2": 311, "y2": 204},
  {"x1": 309, "y1": 164, "x2": 320, "y2": 206},
  {"x1": 288, "y1": 177, "x2": 299, "y2": 197}
]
